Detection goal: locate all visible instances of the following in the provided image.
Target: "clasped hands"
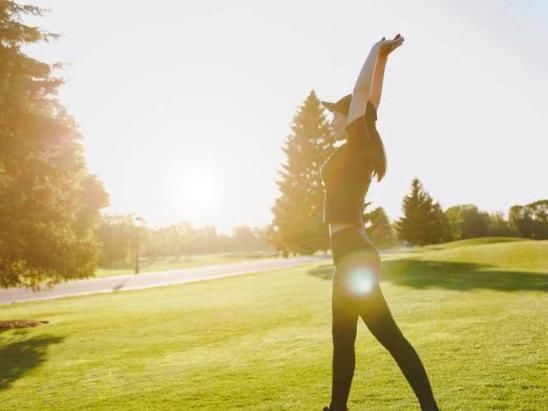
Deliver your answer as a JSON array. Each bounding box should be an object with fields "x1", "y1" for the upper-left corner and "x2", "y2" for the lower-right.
[{"x1": 375, "y1": 33, "x2": 405, "y2": 57}]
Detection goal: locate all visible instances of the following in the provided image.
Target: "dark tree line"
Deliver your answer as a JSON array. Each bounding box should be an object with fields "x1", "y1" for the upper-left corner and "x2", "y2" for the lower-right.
[{"x1": 396, "y1": 179, "x2": 547, "y2": 245}]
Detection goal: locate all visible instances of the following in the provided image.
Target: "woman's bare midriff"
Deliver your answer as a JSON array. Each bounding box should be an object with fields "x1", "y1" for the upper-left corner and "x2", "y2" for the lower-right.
[{"x1": 329, "y1": 222, "x2": 364, "y2": 238}]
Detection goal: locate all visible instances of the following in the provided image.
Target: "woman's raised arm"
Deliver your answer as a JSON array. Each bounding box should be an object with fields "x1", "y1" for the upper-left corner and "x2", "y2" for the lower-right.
[{"x1": 347, "y1": 34, "x2": 405, "y2": 125}]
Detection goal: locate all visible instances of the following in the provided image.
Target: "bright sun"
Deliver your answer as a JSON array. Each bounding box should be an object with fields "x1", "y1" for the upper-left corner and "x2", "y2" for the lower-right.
[{"x1": 180, "y1": 167, "x2": 225, "y2": 211}]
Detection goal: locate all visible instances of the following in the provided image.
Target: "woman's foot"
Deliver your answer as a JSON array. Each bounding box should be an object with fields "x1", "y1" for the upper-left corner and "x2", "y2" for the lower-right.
[{"x1": 322, "y1": 406, "x2": 349, "y2": 411}]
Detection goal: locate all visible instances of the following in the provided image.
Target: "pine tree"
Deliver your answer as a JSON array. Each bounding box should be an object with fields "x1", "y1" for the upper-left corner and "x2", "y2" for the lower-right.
[
  {"x1": 0, "y1": 1, "x2": 109, "y2": 289},
  {"x1": 271, "y1": 90, "x2": 335, "y2": 255},
  {"x1": 396, "y1": 178, "x2": 449, "y2": 246}
]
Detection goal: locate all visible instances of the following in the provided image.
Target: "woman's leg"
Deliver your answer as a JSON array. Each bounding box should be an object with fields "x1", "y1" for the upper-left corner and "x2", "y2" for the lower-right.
[
  {"x1": 358, "y1": 281, "x2": 439, "y2": 411},
  {"x1": 330, "y1": 266, "x2": 359, "y2": 411}
]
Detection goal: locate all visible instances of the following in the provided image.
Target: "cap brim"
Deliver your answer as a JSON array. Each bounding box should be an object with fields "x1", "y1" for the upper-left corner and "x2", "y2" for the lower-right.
[{"x1": 320, "y1": 101, "x2": 337, "y2": 112}]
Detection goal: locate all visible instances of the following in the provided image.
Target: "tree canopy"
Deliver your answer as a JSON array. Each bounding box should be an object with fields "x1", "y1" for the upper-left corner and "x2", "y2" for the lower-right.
[
  {"x1": 509, "y1": 199, "x2": 548, "y2": 240},
  {"x1": 0, "y1": 1, "x2": 109, "y2": 289}
]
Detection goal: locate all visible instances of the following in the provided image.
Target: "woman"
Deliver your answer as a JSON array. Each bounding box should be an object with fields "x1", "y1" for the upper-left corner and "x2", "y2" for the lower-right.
[{"x1": 319, "y1": 34, "x2": 440, "y2": 411}]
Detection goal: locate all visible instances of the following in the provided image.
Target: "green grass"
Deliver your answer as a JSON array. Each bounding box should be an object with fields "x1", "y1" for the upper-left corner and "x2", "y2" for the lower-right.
[
  {"x1": 95, "y1": 251, "x2": 275, "y2": 277},
  {"x1": 421, "y1": 236, "x2": 528, "y2": 251},
  {"x1": 1, "y1": 240, "x2": 546, "y2": 410},
  {"x1": 418, "y1": 239, "x2": 547, "y2": 271}
]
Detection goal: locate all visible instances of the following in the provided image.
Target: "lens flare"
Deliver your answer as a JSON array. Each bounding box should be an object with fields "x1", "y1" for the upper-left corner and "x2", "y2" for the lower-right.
[{"x1": 346, "y1": 266, "x2": 375, "y2": 294}]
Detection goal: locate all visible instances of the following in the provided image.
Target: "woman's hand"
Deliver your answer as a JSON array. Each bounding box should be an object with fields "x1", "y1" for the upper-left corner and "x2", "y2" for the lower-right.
[{"x1": 376, "y1": 34, "x2": 405, "y2": 57}]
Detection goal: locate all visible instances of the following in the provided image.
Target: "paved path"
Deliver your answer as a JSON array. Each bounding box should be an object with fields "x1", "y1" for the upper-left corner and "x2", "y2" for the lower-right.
[{"x1": 0, "y1": 256, "x2": 329, "y2": 305}]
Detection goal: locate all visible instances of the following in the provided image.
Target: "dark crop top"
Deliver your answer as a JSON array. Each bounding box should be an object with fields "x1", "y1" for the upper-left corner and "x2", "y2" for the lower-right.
[{"x1": 320, "y1": 101, "x2": 379, "y2": 224}]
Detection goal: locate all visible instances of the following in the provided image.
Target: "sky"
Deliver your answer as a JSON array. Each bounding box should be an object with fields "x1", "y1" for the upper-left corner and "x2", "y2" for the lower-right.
[{"x1": 24, "y1": 0, "x2": 548, "y2": 235}]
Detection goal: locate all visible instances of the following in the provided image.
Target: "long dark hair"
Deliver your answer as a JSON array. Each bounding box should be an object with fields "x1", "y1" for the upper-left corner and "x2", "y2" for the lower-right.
[
  {"x1": 340, "y1": 98, "x2": 387, "y2": 183},
  {"x1": 363, "y1": 110, "x2": 387, "y2": 182}
]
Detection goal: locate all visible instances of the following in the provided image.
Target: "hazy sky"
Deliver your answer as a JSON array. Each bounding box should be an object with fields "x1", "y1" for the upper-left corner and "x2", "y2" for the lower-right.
[{"x1": 25, "y1": 0, "x2": 547, "y2": 234}]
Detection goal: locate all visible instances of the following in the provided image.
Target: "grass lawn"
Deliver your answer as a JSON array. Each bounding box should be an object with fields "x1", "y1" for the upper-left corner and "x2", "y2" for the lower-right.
[
  {"x1": 0, "y1": 238, "x2": 546, "y2": 410},
  {"x1": 95, "y1": 251, "x2": 276, "y2": 277}
]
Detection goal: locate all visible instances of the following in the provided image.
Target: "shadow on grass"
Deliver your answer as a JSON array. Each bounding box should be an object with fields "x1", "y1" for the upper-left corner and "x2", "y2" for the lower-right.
[
  {"x1": 307, "y1": 264, "x2": 335, "y2": 281},
  {"x1": 0, "y1": 334, "x2": 64, "y2": 390},
  {"x1": 307, "y1": 260, "x2": 548, "y2": 292}
]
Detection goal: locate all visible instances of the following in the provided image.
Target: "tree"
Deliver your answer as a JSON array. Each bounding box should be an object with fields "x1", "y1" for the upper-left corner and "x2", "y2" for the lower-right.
[
  {"x1": 396, "y1": 178, "x2": 450, "y2": 246},
  {"x1": 509, "y1": 200, "x2": 548, "y2": 239},
  {"x1": 95, "y1": 214, "x2": 136, "y2": 266},
  {"x1": 487, "y1": 211, "x2": 515, "y2": 237},
  {"x1": 0, "y1": 1, "x2": 108, "y2": 289},
  {"x1": 189, "y1": 224, "x2": 217, "y2": 255},
  {"x1": 264, "y1": 223, "x2": 287, "y2": 257},
  {"x1": 232, "y1": 225, "x2": 265, "y2": 252},
  {"x1": 445, "y1": 204, "x2": 490, "y2": 240},
  {"x1": 126, "y1": 221, "x2": 274, "y2": 259},
  {"x1": 363, "y1": 203, "x2": 396, "y2": 248},
  {"x1": 271, "y1": 90, "x2": 336, "y2": 255}
]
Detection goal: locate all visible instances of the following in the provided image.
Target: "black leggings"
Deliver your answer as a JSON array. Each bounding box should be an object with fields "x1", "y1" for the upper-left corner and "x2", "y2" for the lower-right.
[{"x1": 329, "y1": 225, "x2": 438, "y2": 411}]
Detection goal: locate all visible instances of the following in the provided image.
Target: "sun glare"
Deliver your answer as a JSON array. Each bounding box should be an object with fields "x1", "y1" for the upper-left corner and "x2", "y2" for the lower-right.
[
  {"x1": 180, "y1": 168, "x2": 225, "y2": 211},
  {"x1": 347, "y1": 266, "x2": 375, "y2": 295}
]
